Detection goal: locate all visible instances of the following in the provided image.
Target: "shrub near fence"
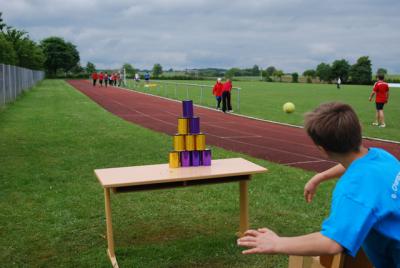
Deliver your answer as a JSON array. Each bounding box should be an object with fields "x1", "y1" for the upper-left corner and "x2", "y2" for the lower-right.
[{"x1": 0, "y1": 64, "x2": 45, "y2": 107}]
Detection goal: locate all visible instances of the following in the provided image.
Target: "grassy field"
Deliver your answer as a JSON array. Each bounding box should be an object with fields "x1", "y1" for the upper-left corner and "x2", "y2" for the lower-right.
[
  {"x1": 0, "y1": 80, "x2": 337, "y2": 267},
  {"x1": 126, "y1": 80, "x2": 400, "y2": 141}
]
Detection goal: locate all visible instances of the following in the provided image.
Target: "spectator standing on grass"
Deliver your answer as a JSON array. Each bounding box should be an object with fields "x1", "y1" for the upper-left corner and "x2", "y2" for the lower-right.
[
  {"x1": 144, "y1": 72, "x2": 150, "y2": 83},
  {"x1": 104, "y1": 72, "x2": 109, "y2": 87},
  {"x1": 135, "y1": 73, "x2": 140, "y2": 82},
  {"x1": 221, "y1": 78, "x2": 233, "y2": 113},
  {"x1": 336, "y1": 77, "x2": 341, "y2": 89},
  {"x1": 91, "y1": 72, "x2": 98, "y2": 87},
  {"x1": 112, "y1": 73, "x2": 117, "y2": 86},
  {"x1": 369, "y1": 74, "x2": 389, "y2": 128},
  {"x1": 212, "y1": 78, "x2": 223, "y2": 110},
  {"x1": 117, "y1": 72, "x2": 121, "y2": 87},
  {"x1": 99, "y1": 72, "x2": 104, "y2": 87},
  {"x1": 237, "y1": 102, "x2": 400, "y2": 268}
]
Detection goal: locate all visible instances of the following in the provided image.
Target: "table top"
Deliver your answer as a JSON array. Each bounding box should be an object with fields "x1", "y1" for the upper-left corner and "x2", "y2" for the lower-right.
[{"x1": 95, "y1": 158, "x2": 267, "y2": 188}]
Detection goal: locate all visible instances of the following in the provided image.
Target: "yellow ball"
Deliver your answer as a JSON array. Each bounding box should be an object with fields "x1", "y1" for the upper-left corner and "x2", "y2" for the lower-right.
[{"x1": 283, "y1": 102, "x2": 295, "y2": 113}]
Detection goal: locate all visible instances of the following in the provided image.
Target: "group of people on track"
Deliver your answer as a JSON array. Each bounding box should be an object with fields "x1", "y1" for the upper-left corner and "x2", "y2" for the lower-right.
[{"x1": 91, "y1": 72, "x2": 124, "y2": 87}]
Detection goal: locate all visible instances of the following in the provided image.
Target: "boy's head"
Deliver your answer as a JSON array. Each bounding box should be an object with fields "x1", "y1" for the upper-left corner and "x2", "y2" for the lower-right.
[
  {"x1": 304, "y1": 102, "x2": 362, "y2": 154},
  {"x1": 377, "y1": 74, "x2": 385, "y2": 80}
]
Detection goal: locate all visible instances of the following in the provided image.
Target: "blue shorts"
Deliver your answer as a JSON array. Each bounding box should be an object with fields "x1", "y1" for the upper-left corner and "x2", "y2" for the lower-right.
[{"x1": 362, "y1": 229, "x2": 400, "y2": 268}]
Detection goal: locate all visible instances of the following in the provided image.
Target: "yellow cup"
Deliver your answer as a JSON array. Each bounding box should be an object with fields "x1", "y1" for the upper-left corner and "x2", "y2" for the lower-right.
[
  {"x1": 177, "y1": 118, "x2": 189, "y2": 135},
  {"x1": 173, "y1": 135, "x2": 185, "y2": 151},
  {"x1": 169, "y1": 151, "x2": 180, "y2": 168},
  {"x1": 185, "y1": 135, "x2": 195, "y2": 151},
  {"x1": 195, "y1": 134, "x2": 206, "y2": 150}
]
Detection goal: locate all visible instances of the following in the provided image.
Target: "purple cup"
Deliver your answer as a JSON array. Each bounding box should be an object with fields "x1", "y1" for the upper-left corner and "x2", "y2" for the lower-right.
[
  {"x1": 182, "y1": 100, "x2": 193, "y2": 118},
  {"x1": 180, "y1": 151, "x2": 191, "y2": 167},
  {"x1": 189, "y1": 117, "x2": 200, "y2": 134},
  {"x1": 202, "y1": 149, "x2": 212, "y2": 166},
  {"x1": 191, "y1": 151, "x2": 200, "y2": 166}
]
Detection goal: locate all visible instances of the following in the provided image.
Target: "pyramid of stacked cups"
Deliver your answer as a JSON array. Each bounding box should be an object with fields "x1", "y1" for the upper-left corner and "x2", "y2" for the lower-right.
[{"x1": 169, "y1": 100, "x2": 212, "y2": 168}]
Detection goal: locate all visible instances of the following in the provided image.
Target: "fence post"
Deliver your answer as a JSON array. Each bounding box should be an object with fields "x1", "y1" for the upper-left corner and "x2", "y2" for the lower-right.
[
  {"x1": 200, "y1": 86, "x2": 203, "y2": 105},
  {"x1": 186, "y1": 86, "x2": 189, "y2": 99}
]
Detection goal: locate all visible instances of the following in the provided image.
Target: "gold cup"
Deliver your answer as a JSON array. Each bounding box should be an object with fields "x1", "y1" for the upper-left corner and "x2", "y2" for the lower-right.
[
  {"x1": 185, "y1": 135, "x2": 195, "y2": 151},
  {"x1": 169, "y1": 151, "x2": 180, "y2": 168},
  {"x1": 195, "y1": 134, "x2": 206, "y2": 150},
  {"x1": 177, "y1": 118, "x2": 189, "y2": 135},
  {"x1": 173, "y1": 134, "x2": 185, "y2": 151}
]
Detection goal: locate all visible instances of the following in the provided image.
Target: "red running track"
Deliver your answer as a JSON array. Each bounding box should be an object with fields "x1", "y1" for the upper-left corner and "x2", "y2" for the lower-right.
[{"x1": 67, "y1": 80, "x2": 399, "y2": 173}]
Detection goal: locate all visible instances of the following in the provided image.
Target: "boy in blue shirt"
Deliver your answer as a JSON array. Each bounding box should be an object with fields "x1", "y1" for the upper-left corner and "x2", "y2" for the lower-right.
[{"x1": 238, "y1": 102, "x2": 400, "y2": 268}]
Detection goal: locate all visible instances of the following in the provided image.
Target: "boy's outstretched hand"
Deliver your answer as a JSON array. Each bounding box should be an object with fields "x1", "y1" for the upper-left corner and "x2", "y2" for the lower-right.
[
  {"x1": 237, "y1": 228, "x2": 280, "y2": 254},
  {"x1": 304, "y1": 177, "x2": 319, "y2": 203}
]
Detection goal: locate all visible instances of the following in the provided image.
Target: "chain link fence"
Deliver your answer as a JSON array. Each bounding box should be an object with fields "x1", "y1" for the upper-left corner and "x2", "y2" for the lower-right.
[{"x1": 0, "y1": 64, "x2": 45, "y2": 107}]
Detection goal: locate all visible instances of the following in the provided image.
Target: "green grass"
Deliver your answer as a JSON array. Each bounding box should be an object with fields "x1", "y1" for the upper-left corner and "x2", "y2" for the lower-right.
[
  {"x1": 0, "y1": 80, "x2": 336, "y2": 267},
  {"x1": 126, "y1": 80, "x2": 400, "y2": 141}
]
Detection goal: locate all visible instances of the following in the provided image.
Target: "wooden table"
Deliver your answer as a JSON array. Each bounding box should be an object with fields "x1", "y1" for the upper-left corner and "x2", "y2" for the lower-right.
[{"x1": 95, "y1": 158, "x2": 267, "y2": 267}]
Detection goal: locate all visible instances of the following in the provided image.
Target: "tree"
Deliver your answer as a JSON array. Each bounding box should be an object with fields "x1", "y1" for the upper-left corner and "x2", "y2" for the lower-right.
[
  {"x1": 86, "y1": 62, "x2": 96, "y2": 74},
  {"x1": 273, "y1": 70, "x2": 284, "y2": 82},
  {"x1": 0, "y1": 12, "x2": 6, "y2": 31},
  {"x1": 376, "y1": 68, "x2": 387, "y2": 76},
  {"x1": 225, "y1": 67, "x2": 241, "y2": 78},
  {"x1": 303, "y1": 69, "x2": 316, "y2": 78},
  {"x1": 266, "y1": 66, "x2": 276, "y2": 77},
  {"x1": 316, "y1": 63, "x2": 332, "y2": 82},
  {"x1": 349, "y1": 56, "x2": 372, "y2": 85},
  {"x1": 122, "y1": 63, "x2": 136, "y2": 76},
  {"x1": 292, "y1": 72, "x2": 299, "y2": 83},
  {"x1": 152, "y1": 63, "x2": 163, "y2": 77},
  {"x1": 40, "y1": 37, "x2": 80, "y2": 76},
  {"x1": 331, "y1": 59, "x2": 350, "y2": 83},
  {"x1": 0, "y1": 34, "x2": 17, "y2": 65},
  {"x1": 252, "y1": 65, "x2": 260, "y2": 76}
]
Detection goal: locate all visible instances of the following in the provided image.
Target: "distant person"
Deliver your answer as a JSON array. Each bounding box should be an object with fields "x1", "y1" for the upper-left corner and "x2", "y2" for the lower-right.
[
  {"x1": 91, "y1": 72, "x2": 98, "y2": 87},
  {"x1": 99, "y1": 72, "x2": 104, "y2": 87},
  {"x1": 108, "y1": 73, "x2": 113, "y2": 86},
  {"x1": 134, "y1": 73, "x2": 140, "y2": 82},
  {"x1": 112, "y1": 73, "x2": 117, "y2": 86},
  {"x1": 212, "y1": 78, "x2": 223, "y2": 109},
  {"x1": 144, "y1": 72, "x2": 150, "y2": 83},
  {"x1": 336, "y1": 77, "x2": 341, "y2": 89},
  {"x1": 221, "y1": 79, "x2": 233, "y2": 113},
  {"x1": 117, "y1": 72, "x2": 121, "y2": 87},
  {"x1": 369, "y1": 74, "x2": 389, "y2": 128},
  {"x1": 238, "y1": 102, "x2": 400, "y2": 268},
  {"x1": 104, "y1": 72, "x2": 109, "y2": 87}
]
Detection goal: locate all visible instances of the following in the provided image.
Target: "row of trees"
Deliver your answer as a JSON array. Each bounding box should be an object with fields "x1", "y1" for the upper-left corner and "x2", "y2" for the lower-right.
[
  {"x1": 0, "y1": 13, "x2": 81, "y2": 76},
  {"x1": 303, "y1": 56, "x2": 377, "y2": 85}
]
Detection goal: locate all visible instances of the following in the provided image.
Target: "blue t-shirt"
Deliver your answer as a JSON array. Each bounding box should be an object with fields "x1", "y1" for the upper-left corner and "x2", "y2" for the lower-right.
[{"x1": 321, "y1": 148, "x2": 400, "y2": 257}]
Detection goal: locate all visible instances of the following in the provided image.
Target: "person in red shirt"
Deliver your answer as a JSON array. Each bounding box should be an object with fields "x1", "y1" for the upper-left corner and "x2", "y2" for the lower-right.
[
  {"x1": 98, "y1": 72, "x2": 104, "y2": 87},
  {"x1": 104, "y1": 72, "x2": 109, "y2": 87},
  {"x1": 212, "y1": 78, "x2": 223, "y2": 109},
  {"x1": 369, "y1": 74, "x2": 389, "y2": 128},
  {"x1": 91, "y1": 72, "x2": 98, "y2": 87},
  {"x1": 221, "y1": 78, "x2": 233, "y2": 113}
]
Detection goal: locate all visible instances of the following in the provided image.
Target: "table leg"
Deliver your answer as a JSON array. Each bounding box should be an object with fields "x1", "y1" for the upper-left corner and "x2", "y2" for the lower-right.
[
  {"x1": 104, "y1": 188, "x2": 119, "y2": 268},
  {"x1": 238, "y1": 178, "x2": 249, "y2": 237}
]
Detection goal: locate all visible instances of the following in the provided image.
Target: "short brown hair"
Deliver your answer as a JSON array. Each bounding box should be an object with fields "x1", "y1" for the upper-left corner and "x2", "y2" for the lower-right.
[{"x1": 304, "y1": 102, "x2": 362, "y2": 153}]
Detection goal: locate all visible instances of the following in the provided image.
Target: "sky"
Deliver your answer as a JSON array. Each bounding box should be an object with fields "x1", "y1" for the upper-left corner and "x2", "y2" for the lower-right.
[{"x1": 1, "y1": 0, "x2": 400, "y2": 73}]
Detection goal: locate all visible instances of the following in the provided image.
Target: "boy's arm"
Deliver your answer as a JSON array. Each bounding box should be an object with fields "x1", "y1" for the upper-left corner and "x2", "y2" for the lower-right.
[
  {"x1": 304, "y1": 164, "x2": 345, "y2": 203},
  {"x1": 238, "y1": 228, "x2": 343, "y2": 256}
]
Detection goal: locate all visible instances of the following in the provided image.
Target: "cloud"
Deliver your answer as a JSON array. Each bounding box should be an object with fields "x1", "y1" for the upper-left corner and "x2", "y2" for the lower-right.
[{"x1": 1, "y1": 0, "x2": 400, "y2": 72}]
